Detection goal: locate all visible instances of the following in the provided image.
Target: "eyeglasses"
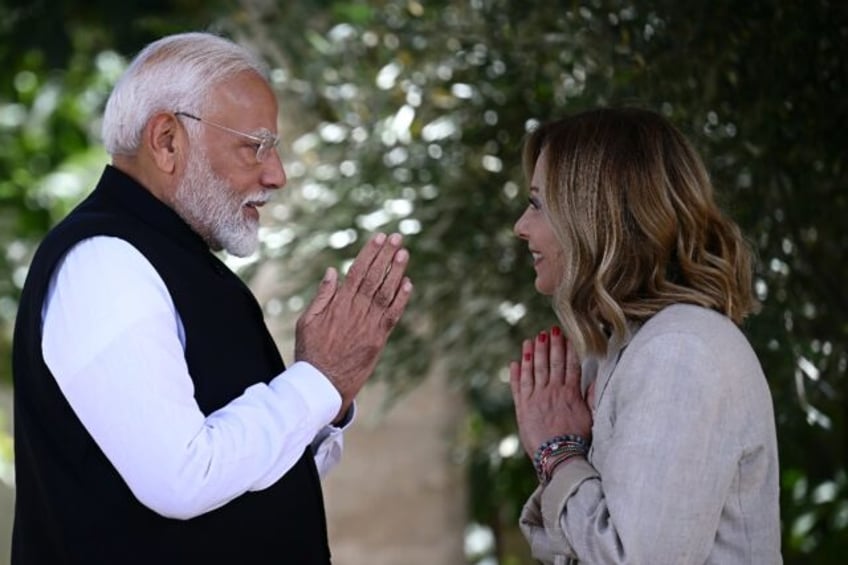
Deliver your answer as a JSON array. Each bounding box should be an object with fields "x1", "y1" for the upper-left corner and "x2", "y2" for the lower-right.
[{"x1": 174, "y1": 111, "x2": 279, "y2": 163}]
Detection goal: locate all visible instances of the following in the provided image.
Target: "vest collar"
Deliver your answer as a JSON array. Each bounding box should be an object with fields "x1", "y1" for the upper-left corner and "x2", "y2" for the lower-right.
[{"x1": 94, "y1": 165, "x2": 209, "y2": 254}]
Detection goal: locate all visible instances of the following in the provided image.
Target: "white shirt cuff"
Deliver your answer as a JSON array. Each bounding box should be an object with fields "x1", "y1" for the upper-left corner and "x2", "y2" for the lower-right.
[{"x1": 270, "y1": 361, "x2": 342, "y2": 430}]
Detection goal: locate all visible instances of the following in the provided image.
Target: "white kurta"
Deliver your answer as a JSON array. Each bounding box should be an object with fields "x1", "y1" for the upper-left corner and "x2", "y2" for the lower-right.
[{"x1": 41, "y1": 236, "x2": 350, "y2": 520}]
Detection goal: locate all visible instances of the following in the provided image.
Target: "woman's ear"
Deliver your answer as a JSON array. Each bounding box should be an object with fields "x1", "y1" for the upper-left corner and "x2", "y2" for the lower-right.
[{"x1": 144, "y1": 113, "x2": 183, "y2": 174}]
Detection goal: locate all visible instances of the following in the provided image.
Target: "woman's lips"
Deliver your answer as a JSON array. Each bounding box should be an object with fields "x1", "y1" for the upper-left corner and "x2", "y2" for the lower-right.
[{"x1": 531, "y1": 251, "x2": 542, "y2": 266}]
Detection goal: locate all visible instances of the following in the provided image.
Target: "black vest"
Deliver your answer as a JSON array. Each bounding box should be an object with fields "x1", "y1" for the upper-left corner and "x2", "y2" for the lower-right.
[{"x1": 12, "y1": 166, "x2": 331, "y2": 564}]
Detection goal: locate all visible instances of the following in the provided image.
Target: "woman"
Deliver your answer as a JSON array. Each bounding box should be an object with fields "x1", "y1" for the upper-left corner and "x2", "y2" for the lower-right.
[{"x1": 510, "y1": 107, "x2": 781, "y2": 564}]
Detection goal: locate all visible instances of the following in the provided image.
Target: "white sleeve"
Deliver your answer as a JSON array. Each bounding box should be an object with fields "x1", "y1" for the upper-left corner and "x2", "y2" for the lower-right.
[
  {"x1": 310, "y1": 403, "x2": 356, "y2": 477},
  {"x1": 41, "y1": 236, "x2": 344, "y2": 520}
]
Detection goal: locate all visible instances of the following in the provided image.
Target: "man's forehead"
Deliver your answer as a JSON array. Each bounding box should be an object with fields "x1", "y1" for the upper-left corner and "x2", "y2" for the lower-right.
[{"x1": 206, "y1": 74, "x2": 277, "y2": 115}]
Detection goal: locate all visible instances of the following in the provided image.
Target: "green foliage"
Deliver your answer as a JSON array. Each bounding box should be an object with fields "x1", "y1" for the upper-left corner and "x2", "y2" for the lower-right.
[
  {"x1": 0, "y1": 0, "x2": 226, "y2": 382},
  {"x1": 0, "y1": 0, "x2": 845, "y2": 562},
  {"x1": 227, "y1": 1, "x2": 847, "y2": 561}
]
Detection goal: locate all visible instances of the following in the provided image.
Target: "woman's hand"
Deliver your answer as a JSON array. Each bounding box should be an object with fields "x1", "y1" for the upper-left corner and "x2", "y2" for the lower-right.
[{"x1": 509, "y1": 327, "x2": 593, "y2": 458}]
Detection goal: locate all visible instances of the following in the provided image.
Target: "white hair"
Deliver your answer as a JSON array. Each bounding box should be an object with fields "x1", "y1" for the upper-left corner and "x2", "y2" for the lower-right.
[{"x1": 101, "y1": 32, "x2": 269, "y2": 155}]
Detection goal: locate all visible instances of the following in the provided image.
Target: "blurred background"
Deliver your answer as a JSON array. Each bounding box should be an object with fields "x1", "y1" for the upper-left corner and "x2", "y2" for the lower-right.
[{"x1": 0, "y1": 0, "x2": 846, "y2": 563}]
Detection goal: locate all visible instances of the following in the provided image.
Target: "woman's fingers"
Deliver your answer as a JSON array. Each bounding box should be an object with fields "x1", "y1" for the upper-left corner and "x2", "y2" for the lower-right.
[
  {"x1": 514, "y1": 330, "x2": 566, "y2": 396},
  {"x1": 510, "y1": 329, "x2": 594, "y2": 457},
  {"x1": 533, "y1": 331, "x2": 550, "y2": 387},
  {"x1": 564, "y1": 335, "x2": 582, "y2": 392},
  {"x1": 520, "y1": 339, "x2": 534, "y2": 394},
  {"x1": 549, "y1": 326, "x2": 566, "y2": 384},
  {"x1": 512, "y1": 331, "x2": 578, "y2": 399},
  {"x1": 509, "y1": 360, "x2": 521, "y2": 400}
]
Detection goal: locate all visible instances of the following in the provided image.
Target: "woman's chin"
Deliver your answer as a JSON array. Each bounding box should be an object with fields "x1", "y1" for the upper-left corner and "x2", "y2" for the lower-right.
[{"x1": 534, "y1": 278, "x2": 555, "y2": 296}]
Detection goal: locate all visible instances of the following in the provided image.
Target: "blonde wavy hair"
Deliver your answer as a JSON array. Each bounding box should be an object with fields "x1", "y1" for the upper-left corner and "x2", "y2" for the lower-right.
[{"x1": 523, "y1": 107, "x2": 758, "y2": 357}]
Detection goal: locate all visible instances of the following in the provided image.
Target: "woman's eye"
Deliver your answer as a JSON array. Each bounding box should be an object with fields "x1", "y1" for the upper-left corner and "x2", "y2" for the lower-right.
[{"x1": 528, "y1": 197, "x2": 541, "y2": 210}]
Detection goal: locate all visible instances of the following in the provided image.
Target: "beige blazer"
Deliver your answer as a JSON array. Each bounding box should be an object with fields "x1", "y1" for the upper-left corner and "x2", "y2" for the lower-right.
[{"x1": 519, "y1": 304, "x2": 782, "y2": 564}]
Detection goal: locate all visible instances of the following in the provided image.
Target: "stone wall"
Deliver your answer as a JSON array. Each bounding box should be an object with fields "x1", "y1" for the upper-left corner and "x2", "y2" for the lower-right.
[{"x1": 323, "y1": 374, "x2": 467, "y2": 565}]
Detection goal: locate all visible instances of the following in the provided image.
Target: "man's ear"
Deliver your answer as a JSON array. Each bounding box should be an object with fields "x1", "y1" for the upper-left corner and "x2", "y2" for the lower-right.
[{"x1": 145, "y1": 113, "x2": 184, "y2": 174}]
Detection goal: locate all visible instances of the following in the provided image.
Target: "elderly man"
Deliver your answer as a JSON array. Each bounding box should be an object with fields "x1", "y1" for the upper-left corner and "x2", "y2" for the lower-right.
[{"x1": 12, "y1": 32, "x2": 412, "y2": 564}]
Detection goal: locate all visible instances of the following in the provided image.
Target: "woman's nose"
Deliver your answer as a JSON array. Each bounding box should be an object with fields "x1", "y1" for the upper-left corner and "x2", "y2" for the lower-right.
[{"x1": 514, "y1": 210, "x2": 529, "y2": 239}]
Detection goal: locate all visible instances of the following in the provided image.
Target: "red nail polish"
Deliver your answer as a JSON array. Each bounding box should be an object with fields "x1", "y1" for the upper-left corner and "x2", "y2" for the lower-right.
[
  {"x1": 524, "y1": 352, "x2": 532, "y2": 361},
  {"x1": 539, "y1": 333, "x2": 547, "y2": 343},
  {"x1": 552, "y1": 326, "x2": 561, "y2": 337}
]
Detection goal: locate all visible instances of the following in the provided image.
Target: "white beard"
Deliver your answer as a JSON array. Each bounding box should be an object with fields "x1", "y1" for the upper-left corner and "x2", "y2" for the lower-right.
[{"x1": 172, "y1": 151, "x2": 268, "y2": 257}]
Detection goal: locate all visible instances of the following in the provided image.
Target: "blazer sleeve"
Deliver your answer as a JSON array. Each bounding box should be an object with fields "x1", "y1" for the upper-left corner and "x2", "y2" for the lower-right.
[{"x1": 535, "y1": 331, "x2": 741, "y2": 564}]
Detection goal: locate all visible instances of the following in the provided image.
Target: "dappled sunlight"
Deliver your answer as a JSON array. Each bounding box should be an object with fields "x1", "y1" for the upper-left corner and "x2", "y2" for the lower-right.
[{"x1": 0, "y1": 0, "x2": 845, "y2": 562}]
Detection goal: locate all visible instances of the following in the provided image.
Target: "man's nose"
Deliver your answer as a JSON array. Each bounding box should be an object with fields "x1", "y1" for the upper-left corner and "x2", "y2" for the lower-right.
[{"x1": 262, "y1": 151, "x2": 287, "y2": 189}]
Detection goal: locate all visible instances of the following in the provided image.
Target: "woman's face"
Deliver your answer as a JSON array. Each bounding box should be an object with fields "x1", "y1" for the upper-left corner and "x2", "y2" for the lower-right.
[{"x1": 513, "y1": 150, "x2": 566, "y2": 296}]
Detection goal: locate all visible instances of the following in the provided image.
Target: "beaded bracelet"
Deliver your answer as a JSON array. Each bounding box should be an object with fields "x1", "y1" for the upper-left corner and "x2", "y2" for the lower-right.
[
  {"x1": 532, "y1": 434, "x2": 589, "y2": 484},
  {"x1": 538, "y1": 451, "x2": 583, "y2": 484},
  {"x1": 532, "y1": 434, "x2": 589, "y2": 467}
]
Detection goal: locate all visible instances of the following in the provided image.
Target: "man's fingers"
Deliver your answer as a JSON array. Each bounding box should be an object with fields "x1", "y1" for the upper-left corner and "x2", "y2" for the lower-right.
[
  {"x1": 299, "y1": 267, "x2": 338, "y2": 325},
  {"x1": 379, "y1": 276, "x2": 413, "y2": 332},
  {"x1": 344, "y1": 232, "x2": 402, "y2": 301},
  {"x1": 374, "y1": 247, "x2": 410, "y2": 309},
  {"x1": 358, "y1": 233, "x2": 402, "y2": 299},
  {"x1": 334, "y1": 233, "x2": 385, "y2": 299}
]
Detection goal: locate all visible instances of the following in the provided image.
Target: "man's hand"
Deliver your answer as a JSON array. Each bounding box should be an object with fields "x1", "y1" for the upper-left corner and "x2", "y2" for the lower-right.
[{"x1": 295, "y1": 232, "x2": 412, "y2": 420}]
